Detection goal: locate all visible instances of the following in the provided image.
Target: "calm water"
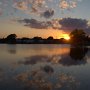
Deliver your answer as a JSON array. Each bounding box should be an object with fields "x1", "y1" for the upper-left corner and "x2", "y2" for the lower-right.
[{"x1": 0, "y1": 44, "x2": 90, "y2": 90}]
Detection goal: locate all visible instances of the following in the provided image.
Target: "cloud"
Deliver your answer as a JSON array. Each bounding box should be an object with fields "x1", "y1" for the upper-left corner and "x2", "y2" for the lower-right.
[
  {"x1": 70, "y1": 1, "x2": 77, "y2": 8},
  {"x1": 19, "y1": 18, "x2": 52, "y2": 29},
  {"x1": 0, "y1": 8, "x2": 2, "y2": 15},
  {"x1": 18, "y1": 17, "x2": 90, "y2": 34},
  {"x1": 41, "y1": 9, "x2": 54, "y2": 18},
  {"x1": 0, "y1": 0, "x2": 83, "y2": 19},
  {"x1": 12, "y1": 0, "x2": 54, "y2": 18},
  {"x1": 0, "y1": 2, "x2": 2, "y2": 5},
  {"x1": 51, "y1": 19, "x2": 62, "y2": 29},
  {"x1": 60, "y1": 0, "x2": 69, "y2": 9},
  {"x1": 29, "y1": 0, "x2": 46, "y2": 14},
  {"x1": 16, "y1": 0, "x2": 47, "y2": 14},
  {"x1": 13, "y1": 1, "x2": 28, "y2": 11},
  {"x1": 59, "y1": 0, "x2": 79, "y2": 10},
  {"x1": 58, "y1": 18, "x2": 90, "y2": 33},
  {"x1": 31, "y1": 6, "x2": 39, "y2": 14},
  {"x1": 31, "y1": 0, "x2": 46, "y2": 7}
]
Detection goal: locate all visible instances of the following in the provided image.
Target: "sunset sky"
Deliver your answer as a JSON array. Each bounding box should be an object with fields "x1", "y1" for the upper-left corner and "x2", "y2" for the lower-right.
[{"x1": 0, "y1": 0, "x2": 90, "y2": 39}]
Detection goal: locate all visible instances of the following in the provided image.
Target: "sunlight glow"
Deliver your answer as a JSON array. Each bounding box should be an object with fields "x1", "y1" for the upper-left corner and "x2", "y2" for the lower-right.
[{"x1": 62, "y1": 34, "x2": 70, "y2": 40}]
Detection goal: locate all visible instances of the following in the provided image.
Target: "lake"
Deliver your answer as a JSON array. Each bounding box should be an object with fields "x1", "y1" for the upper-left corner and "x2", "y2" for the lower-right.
[{"x1": 0, "y1": 44, "x2": 90, "y2": 90}]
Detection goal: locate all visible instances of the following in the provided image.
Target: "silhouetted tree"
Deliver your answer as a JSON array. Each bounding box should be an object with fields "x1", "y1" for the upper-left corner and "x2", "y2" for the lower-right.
[
  {"x1": 47, "y1": 36, "x2": 53, "y2": 40},
  {"x1": 6, "y1": 34, "x2": 17, "y2": 44},
  {"x1": 22, "y1": 37, "x2": 30, "y2": 40},
  {"x1": 32, "y1": 36, "x2": 42, "y2": 43},
  {"x1": 0, "y1": 38, "x2": 5, "y2": 43},
  {"x1": 59, "y1": 38, "x2": 66, "y2": 43},
  {"x1": 70, "y1": 29, "x2": 87, "y2": 46},
  {"x1": 33, "y1": 36, "x2": 42, "y2": 40}
]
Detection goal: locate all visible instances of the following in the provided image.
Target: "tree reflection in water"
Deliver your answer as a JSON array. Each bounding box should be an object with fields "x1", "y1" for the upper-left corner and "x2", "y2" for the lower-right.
[
  {"x1": 7, "y1": 44, "x2": 17, "y2": 54},
  {"x1": 70, "y1": 46, "x2": 88, "y2": 60}
]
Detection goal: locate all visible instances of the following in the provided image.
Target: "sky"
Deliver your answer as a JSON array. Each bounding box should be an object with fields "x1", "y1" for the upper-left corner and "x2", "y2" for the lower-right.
[{"x1": 0, "y1": 0, "x2": 90, "y2": 39}]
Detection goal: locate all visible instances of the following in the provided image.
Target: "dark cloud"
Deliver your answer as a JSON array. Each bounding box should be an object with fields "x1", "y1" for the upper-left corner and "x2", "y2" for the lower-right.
[
  {"x1": 41, "y1": 9, "x2": 54, "y2": 18},
  {"x1": 19, "y1": 18, "x2": 52, "y2": 29},
  {"x1": 59, "y1": 18, "x2": 90, "y2": 33},
  {"x1": 18, "y1": 17, "x2": 90, "y2": 34}
]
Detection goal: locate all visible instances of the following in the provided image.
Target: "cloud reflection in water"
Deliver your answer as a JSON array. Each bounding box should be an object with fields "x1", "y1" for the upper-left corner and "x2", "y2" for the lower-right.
[
  {"x1": 18, "y1": 47, "x2": 88, "y2": 66},
  {"x1": 14, "y1": 66, "x2": 80, "y2": 90}
]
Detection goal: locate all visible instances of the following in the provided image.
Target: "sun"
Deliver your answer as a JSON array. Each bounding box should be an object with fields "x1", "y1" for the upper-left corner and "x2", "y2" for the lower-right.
[{"x1": 62, "y1": 34, "x2": 70, "y2": 40}]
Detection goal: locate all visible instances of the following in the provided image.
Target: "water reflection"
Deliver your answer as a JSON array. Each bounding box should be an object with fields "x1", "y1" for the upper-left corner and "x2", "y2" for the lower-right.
[
  {"x1": 41, "y1": 65, "x2": 54, "y2": 74},
  {"x1": 70, "y1": 46, "x2": 88, "y2": 60},
  {"x1": 14, "y1": 66, "x2": 79, "y2": 90},
  {"x1": 0, "y1": 67, "x2": 4, "y2": 82},
  {"x1": 1, "y1": 44, "x2": 90, "y2": 90},
  {"x1": 19, "y1": 50, "x2": 88, "y2": 66},
  {"x1": 7, "y1": 44, "x2": 17, "y2": 54},
  {"x1": 59, "y1": 56, "x2": 87, "y2": 66},
  {"x1": 57, "y1": 46, "x2": 88, "y2": 66},
  {"x1": 19, "y1": 55, "x2": 49, "y2": 65}
]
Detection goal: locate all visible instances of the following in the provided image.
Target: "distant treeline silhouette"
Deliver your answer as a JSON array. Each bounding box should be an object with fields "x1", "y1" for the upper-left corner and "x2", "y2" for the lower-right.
[
  {"x1": 0, "y1": 29, "x2": 90, "y2": 45},
  {"x1": 0, "y1": 34, "x2": 69, "y2": 44}
]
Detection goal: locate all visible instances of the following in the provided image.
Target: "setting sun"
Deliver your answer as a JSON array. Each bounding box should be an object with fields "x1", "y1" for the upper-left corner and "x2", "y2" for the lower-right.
[{"x1": 62, "y1": 34, "x2": 70, "y2": 40}]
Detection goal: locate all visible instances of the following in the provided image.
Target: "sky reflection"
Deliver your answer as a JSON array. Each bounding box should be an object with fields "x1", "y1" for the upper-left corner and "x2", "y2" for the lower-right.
[
  {"x1": 0, "y1": 44, "x2": 90, "y2": 90},
  {"x1": 18, "y1": 46, "x2": 88, "y2": 66}
]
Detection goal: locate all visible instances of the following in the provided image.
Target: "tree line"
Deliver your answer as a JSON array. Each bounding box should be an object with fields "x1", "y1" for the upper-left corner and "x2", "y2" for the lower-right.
[
  {"x1": 0, "y1": 29, "x2": 90, "y2": 45},
  {"x1": 0, "y1": 34, "x2": 69, "y2": 44}
]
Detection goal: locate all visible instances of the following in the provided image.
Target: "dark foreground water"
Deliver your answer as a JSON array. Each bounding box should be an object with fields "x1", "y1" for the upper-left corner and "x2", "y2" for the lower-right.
[{"x1": 0, "y1": 44, "x2": 90, "y2": 90}]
